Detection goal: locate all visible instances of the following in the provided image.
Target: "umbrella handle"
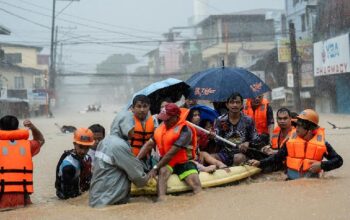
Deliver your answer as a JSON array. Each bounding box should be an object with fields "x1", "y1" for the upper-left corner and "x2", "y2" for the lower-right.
[{"x1": 187, "y1": 121, "x2": 237, "y2": 148}]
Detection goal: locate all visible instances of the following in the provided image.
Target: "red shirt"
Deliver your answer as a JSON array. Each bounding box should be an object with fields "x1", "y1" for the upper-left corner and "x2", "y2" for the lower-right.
[
  {"x1": 0, "y1": 140, "x2": 41, "y2": 209},
  {"x1": 196, "y1": 128, "x2": 209, "y2": 151}
]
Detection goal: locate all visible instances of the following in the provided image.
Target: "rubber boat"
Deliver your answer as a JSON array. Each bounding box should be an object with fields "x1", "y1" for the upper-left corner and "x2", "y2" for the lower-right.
[{"x1": 131, "y1": 165, "x2": 261, "y2": 195}]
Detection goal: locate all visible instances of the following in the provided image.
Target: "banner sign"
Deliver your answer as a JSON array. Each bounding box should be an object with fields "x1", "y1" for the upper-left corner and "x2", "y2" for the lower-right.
[{"x1": 314, "y1": 33, "x2": 350, "y2": 76}]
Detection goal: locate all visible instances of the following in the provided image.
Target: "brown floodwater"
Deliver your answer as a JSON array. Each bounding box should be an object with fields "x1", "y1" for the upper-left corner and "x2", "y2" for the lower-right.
[{"x1": 1, "y1": 109, "x2": 349, "y2": 220}]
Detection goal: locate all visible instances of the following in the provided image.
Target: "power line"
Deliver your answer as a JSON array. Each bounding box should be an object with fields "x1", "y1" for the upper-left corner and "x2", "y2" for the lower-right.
[
  {"x1": 0, "y1": 8, "x2": 50, "y2": 29},
  {"x1": 0, "y1": 1, "x2": 158, "y2": 40},
  {"x1": 58, "y1": 71, "x2": 193, "y2": 77},
  {"x1": 55, "y1": 1, "x2": 73, "y2": 18},
  {"x1": 58, "y1": 33, "x2": 286, "y2": 46},
  {"x1": 13, "y1": 0, "x2": 164, "y2": 36}
]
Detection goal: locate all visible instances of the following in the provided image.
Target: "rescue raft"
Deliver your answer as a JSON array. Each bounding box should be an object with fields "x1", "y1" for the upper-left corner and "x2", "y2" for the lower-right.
[{"x1": 131, "y1": 165, "x2": 261, "y2": 195}]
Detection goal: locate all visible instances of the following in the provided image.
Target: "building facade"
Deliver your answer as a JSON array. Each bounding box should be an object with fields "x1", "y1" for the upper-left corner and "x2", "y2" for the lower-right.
[
  {"x1": 313, "y1": 0, "x2": 350, "y2": 113},
  {"x1": 197, "y1": 10, "x2": 279, "y2": 68}
]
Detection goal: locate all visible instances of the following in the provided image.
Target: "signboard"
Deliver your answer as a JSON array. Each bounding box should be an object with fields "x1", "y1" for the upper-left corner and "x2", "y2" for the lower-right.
[
  {"x1": 278, "y1": 38, "x2": 313, "y2": 63},
  {"x1": 300, "y1": 63, "x2": 314, "y2": 87},
  {"x1": 28, "y1": 89, "x2": 48, "y2": 105},
  {"x1": 314, "y1": 33, "x2": 350, "y2": 76},
  {"x1": 271, "y1": 87, "x2": 286, "y2": 100}
]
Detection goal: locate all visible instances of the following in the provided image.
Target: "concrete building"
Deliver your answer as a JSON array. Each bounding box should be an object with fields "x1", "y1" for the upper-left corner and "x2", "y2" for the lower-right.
[
  {"x1": 196, "y1": 9, "x2": 280, "y2": 68},
  {"x1": 0, "y1": 43, "x2": 47, "y2": 88},
  {"x1": 313, "y1": 0, "x2": 350, "y2": 113},
  {"x1": 0, "y1": 42, "x2": 48, "y2": 116},
  {"x1": 285, "y1": 0, "x2": 319, "y2": 39},
  {"x1": 145, "y1": 48, "x2": 160, "y2": 75}
]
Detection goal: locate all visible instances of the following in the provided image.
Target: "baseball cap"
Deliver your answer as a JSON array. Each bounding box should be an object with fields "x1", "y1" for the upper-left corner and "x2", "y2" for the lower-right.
[
  {"x1": 74, "y1": 128, "x2": 95, "y2": 147},
  {"x1": 157, "y1": 103, "x2": 181, "y2": 121}
]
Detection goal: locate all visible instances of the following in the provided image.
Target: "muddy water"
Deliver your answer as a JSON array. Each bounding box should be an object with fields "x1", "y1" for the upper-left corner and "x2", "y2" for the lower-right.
[{"x1": 1, "y1": 109, "x2": 349, "y2": 220}]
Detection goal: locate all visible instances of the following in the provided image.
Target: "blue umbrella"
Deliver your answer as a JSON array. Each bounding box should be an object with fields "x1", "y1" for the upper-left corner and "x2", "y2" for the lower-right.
[
  {"x1": 190, "y1": 104, "x2": 219, "y2": 123},
  {"x1": 128, "y1": 78, "x2": 190, "y2": 114},
  {"x1": 186, "y1": 67, "x2": 271, "y2": 101}
]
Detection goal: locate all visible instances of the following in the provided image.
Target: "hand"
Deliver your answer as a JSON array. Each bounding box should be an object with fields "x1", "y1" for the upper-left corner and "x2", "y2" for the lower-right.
[
  {"x1": 308, "y1": 161, "x2": 322, "y2": 173},
  {"x1": 208, "y1": 131, "x2": 216, "y2": 140},
  {"x1": 23, "y1": 120, "x2": 34, "y2": 129},
  {"x1": 261, "y1": 145, "x2": 274, "y2": 155},
  {"x1": 239, "y1": 142, "x2": 249, "y2": 153},
  {"x1": 148, "y1": 169, "x2": 158, "y2": 179},
  {"x1": 247, "y1": 159, "x2": 260, "y2": 167}
]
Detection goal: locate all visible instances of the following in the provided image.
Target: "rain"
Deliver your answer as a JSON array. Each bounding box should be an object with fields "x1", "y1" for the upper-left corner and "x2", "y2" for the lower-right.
[{"x1": 0, "y1": 0, "x2": 349, "y2": 219}]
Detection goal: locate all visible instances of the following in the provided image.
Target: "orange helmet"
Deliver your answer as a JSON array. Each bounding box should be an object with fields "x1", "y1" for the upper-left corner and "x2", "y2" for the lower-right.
[
  {"x1": 296, "y1": 109, "x2": 319, "y2": 126},
  {"x1": 73, "y1": 128, "x2": 95, "y2": 147}
]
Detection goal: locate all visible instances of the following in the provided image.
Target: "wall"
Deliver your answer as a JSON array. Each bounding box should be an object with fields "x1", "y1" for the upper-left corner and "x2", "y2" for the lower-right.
[{"x1": 2, "y1": 46, "x2": 39, "y2": 68}]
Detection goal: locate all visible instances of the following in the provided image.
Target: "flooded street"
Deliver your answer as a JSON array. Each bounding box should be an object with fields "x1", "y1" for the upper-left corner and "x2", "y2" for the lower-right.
[{"x1": 1, "y1": 108, "x2": 349, "y2": 220}]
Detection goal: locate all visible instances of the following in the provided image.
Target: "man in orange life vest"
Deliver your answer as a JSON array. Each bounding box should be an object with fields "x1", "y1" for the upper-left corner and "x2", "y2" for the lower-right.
[
  {"x1": 137, "y1": 103, "x2": 202, "y2": 201},
  {"x1": 262, "y1": 108, "x2": 294, "y2": 156},
  {"x1": 248, "y1": 109, "x2": 343, "y2": 180},
  {"x1": 129, "y1": 95, "x2": 157, "y2": 169},
  {"x1": 243, "y1": 94, "x2": 274, "y2": 146},
  {"x1": 0, "y1": 115, "x2": 45, "y2": 209}
]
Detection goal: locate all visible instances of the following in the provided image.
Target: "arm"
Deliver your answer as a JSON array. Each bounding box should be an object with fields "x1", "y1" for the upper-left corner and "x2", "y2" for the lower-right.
[
  {"x1": 155, "y1": 146, "x2": 181, "y2": 169},
  {"x1": 116, "y1": 145, "x2": 150, "y2": 187},
  {"x1": 246, "y1": 118, "x2": 259, "y2": 149},
  {"x1": 321, "y1": 142, "x2": 343, "y2": 172},
  {"x1": 268, "y1": 124, "x2": 274, "y2": 144},
  {"x1": 267, "y1": 105, "x2": 275, "y2": 143},
  {"x1": 154, "y1": 126, "x2": 192, "y2": 171},
  {"x1": 137, "y1": 139, "x2": 155, "y2": 160},
  {"x1": 23, "y1": 120, "x2": 45, "y2": 147},
  {"x1": 258, "y1": 144, "x2": 288, "y2": 168}
]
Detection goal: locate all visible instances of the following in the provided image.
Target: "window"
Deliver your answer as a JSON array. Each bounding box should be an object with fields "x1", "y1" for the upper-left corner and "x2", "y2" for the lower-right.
[
  {"x1": 34, "y1": 77, "x2": 42, "y2": 88},
  {"x1": 14, "y1": 76, "x2": 24, "y2": 89},
  {"x1": 5, "y1": 53, "x2": 22, "y2": 64},
  {"x1": 301, "y1": 14, "x2": 306, "y2": 32}
]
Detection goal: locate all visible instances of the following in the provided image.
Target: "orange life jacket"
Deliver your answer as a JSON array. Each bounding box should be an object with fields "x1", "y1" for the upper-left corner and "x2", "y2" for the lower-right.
[
  {"x1": 153, "y1": 108, "x2": 197, "y2": 167},
  {"x1": 271, "y1": 126, "x2": 292, "y2": 150},
  {"x1": 0, "y1": 129, "x2": 33, "y2": 194},
  {"x1": 129, "y1": 115, "x2": 155, "y2": 156},
  {"x1": 286, "y1": 128, "x2": 327, "y2": 172},
  {"x1": 244, "y1": 98, "x2": 269, "y2": 134}
]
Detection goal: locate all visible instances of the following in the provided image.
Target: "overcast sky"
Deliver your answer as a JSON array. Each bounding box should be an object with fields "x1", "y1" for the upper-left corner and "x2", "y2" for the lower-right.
[{"x1": 0, "y1": 0, "x2": 285, "y2": 72}]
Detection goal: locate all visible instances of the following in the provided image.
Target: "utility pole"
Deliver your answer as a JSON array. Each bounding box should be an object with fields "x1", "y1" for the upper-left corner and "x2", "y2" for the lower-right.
[
  {"x1": 47, "y1": 0, "x2": 56, "y2": 116},
  {"x1": 54, "y1": 26, "x2": 58, "y2": 72},
  {"x1": 289, "y1": 22, "x2": 301, "y2": 112},
  {"x1": 48, "y1": 0, "x2": 79, "y2": 115},
  {"x1": 224, "y1": 21, "x2": 229, "y2": 66}
]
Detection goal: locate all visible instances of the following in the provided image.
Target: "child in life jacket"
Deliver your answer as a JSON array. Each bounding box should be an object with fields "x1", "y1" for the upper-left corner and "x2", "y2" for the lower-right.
[
  {"x1": 187, "y1": 109, "x2": 229, "y2": 173},
  {"x1": 55, "y1": 128, "x2": 94, "y2": 199}
]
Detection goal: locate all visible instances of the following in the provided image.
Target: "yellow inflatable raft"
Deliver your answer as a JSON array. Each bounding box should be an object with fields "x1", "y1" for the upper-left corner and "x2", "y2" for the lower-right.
[{"x1": 131, "y1": 165, "x2": 261, "y2": 196}]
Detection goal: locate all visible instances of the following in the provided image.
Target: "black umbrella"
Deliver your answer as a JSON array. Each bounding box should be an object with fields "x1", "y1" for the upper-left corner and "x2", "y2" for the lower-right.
[{"x1": 128, "y1": 78, "x2": 190, "y2": 114}]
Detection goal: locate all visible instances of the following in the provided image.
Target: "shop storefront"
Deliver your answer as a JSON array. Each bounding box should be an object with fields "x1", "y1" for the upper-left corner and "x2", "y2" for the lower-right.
[{"x1": 314, "y1": 33, "x2": 350, "y2": 113}]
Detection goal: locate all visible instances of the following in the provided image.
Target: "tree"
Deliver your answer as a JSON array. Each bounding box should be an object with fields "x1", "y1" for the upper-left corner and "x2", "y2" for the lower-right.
[{"x1": 96, "y1": 53, "x2": 138, "y2": 74}]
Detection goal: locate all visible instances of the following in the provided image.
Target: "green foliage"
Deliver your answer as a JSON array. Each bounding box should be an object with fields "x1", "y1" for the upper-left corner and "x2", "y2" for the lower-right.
[{"x1": 96, "y1": 53, "x2": 138, "y2": 74}]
